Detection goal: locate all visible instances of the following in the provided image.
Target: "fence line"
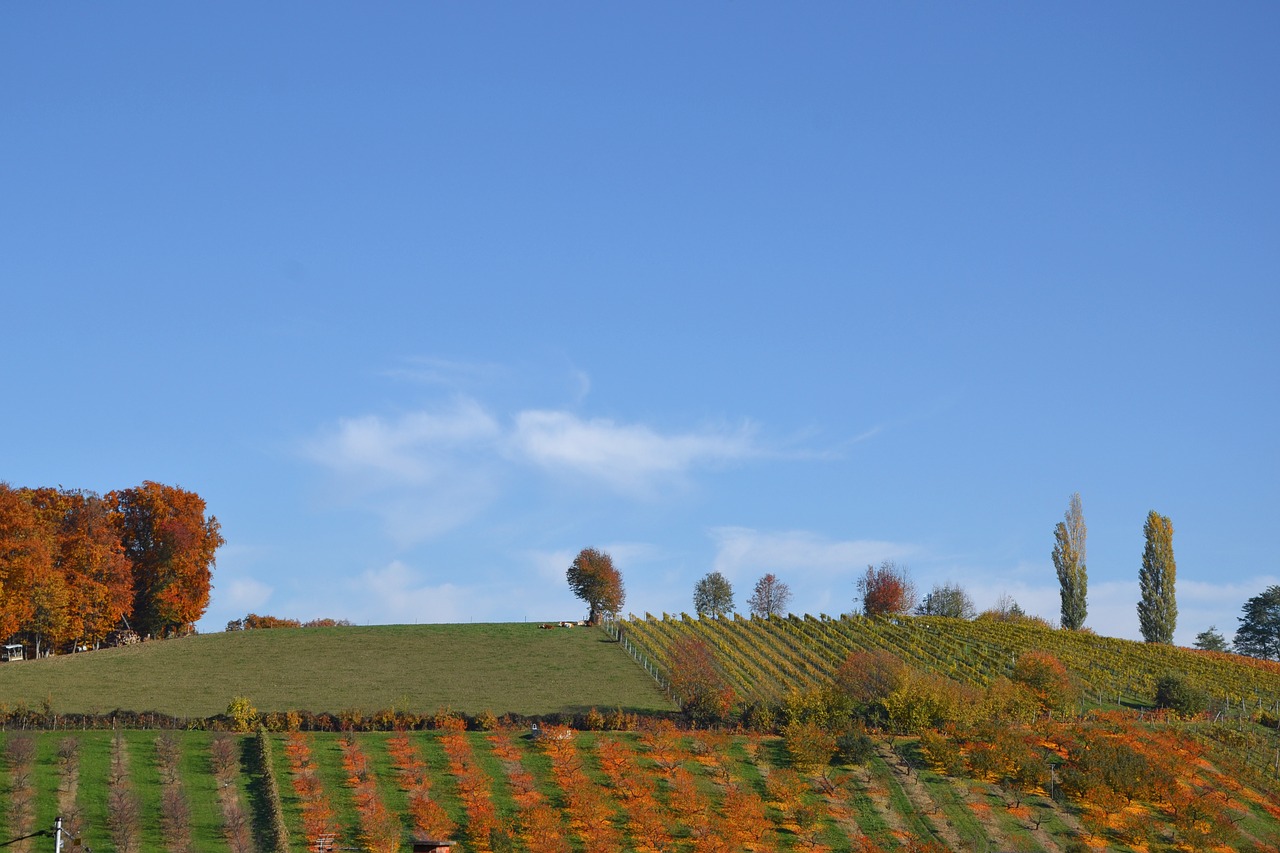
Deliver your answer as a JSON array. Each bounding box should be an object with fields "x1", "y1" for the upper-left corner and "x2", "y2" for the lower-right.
[{"x1": 603, "y1": 619, "x2": 669, "y2": 694}]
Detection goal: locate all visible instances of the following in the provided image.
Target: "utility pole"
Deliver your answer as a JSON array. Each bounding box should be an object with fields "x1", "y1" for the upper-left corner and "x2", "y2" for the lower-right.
[{"x1": 54, "y1": 817, "x2": 63, "y2": 853}]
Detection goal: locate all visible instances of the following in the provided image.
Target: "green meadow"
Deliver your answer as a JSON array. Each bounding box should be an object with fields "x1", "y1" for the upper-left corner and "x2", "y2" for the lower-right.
[{"x1": 0, "y1": 623, "x2": 674, "y2": 717}]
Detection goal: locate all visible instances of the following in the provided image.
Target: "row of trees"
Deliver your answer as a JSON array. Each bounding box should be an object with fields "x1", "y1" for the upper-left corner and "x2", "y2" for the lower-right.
[
  {"x1": 570, "y1": 507, "x2": 1278, "y2": 661},
  {"x1": 1049, "y1": 493, "x2": 1180, "y2": 644},
  {"x1": 0, "y1": 481, "x2": 223, "y2": 653}
]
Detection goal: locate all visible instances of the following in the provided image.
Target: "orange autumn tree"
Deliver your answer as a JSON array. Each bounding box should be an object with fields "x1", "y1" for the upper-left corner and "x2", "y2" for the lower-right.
[
  {"x1": 112, "y1": 481, "x2": 224, "y2": 637},
  {"x1": 46, "y1": 489, "x2": 133, "y2": 650},
  {"x1": 1010, "y1": 650, "x2": 1077, "y2": 717},
  {"x1": 566, "y1": 547, "x2": 625, "y2": 625},
  {"x1": 0, "y1": 483, "x2": 52, "y2": 642}
]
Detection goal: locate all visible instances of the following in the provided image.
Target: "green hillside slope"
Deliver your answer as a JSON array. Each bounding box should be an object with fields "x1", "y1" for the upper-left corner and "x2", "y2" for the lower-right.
[{"x1": 0, "y1": 623, "x2": 675, "y2": 717}]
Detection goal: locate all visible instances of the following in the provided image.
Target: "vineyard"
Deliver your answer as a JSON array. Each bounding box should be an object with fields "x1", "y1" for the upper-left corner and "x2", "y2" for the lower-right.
[{"x1": 614, "y1": 612, "x2": 1280, "y2": 714}]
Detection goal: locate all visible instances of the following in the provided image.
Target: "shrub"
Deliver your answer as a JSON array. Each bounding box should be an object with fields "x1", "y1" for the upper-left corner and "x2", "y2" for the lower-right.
[
  {"x1": 1154, "y1": 673, "x2": 1208, "y2": 716},
  {"x1": 582, "y1": 707, "x2": 605, "y2": 731},
  {"x1": 835, "y1": 722, "x2": 876, "y2": 766},
  {"x1": 227, "y1": 696, "x2": 258, "y2": 733},
  {"x1": 741, "y1": 701, "x2": 777, "y2": 733},
  {"x1": 832, "y1": 649, "x2": 906, "y2": 709},
  {"x1": 604, "y1": 707, "x2": 638, "y2": 731}
]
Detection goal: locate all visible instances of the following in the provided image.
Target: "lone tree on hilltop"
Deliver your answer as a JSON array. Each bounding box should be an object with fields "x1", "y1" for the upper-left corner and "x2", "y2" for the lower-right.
[
  {"x1": 856, "y1": 561, "x2": 917, "y2": 617},
  {"x1": 747, "y1": 573, "x2": 791, "y2": 618},
  {"x1": 1052, "y1": 492, "x2": 1088, "y2": 630},
  {"x1": 566, "y1": 547, "x2": 625, "y2": 625},
  {"x1": 1234, "y1": 586, "x2": 1280, "y2": 660},
  {"x1": 915, "y1": 582, "x2": 975, "y2": 619},
  {"x1": 693, "y1": 571, "x2": 735, "y2": 617},
  {"x1": 1137, "y1": 511, "x2": 1177, "y2": 644}
]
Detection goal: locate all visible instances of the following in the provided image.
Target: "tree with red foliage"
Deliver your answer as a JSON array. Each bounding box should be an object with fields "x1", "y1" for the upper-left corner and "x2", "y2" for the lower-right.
[
  {"x1": 856, "y1": 561, "x2": 918, "y2": 617},
  {"x1": 667, "y1": 636, "x2": 737, "y2": 726},
  {"x1": 111, "y1": 481, "x2": 224, "y2": 637}
]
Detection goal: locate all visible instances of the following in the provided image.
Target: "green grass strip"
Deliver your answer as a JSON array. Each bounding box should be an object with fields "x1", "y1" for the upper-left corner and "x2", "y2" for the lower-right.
[
  {"x1": 833, "y1": 768, "x2": 897, "y2": 850},
  {"x1": 866, "y1": 752, "x2": 943, "y2": 844},
  {"x1": 122, "y1": 730, "x2": 165, "y2": 850},
  {"x1": 913, "y1": 768, "x2": 993, "y2": 851},
  {"x1": 176, "y1": 731, "x2": 226, "y2": 853}
]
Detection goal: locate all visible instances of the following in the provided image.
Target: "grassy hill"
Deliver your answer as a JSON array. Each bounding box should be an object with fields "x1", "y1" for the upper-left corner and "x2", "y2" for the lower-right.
[{"x1": 0, "y1": 623, "x2": 675, "y2": 717}]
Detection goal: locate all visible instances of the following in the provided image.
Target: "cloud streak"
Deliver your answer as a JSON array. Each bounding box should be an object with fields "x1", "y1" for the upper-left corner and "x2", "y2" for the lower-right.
[
  {"x1": 710, "y1": 527, "x2": 915, "y2": 581},
  {"x1": 303, "y1": 396, "x2": 767, "y2": 542},
  {"x1": 305, "y1": 398, "x2": 500, "y2": 487},
  {"x1": 509, "y1": 411, "x2": 758, "y2": 496}
]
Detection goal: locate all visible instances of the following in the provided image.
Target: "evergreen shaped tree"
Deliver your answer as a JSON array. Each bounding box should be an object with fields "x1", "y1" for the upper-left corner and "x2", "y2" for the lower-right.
[
  {"x1": 1052, "y1": 492, "x2": 1088, "y2": 630},
  {"x1": 1137, "y1": 510, "x2": 1177, "y2": 644},
  {"x1": 1233, "y1": 586, "x2": 1280, "y2": 660}
]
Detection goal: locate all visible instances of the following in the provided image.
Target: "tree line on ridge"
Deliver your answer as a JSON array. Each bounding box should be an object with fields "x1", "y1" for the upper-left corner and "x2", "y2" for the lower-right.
[{"x1": 0, "y1": 481, "x2": 223, "y2": 655}]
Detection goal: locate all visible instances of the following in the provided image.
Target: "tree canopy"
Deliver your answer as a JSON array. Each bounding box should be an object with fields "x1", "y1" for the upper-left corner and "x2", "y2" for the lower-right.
[
  {"x1": 1193, "y1": 625, "x2": 1230, "y2": 653},
  {"x1": 746, "y1": 573, "x2": 791, "y2": 618},
  {"x1": 1234, "y1": 585, "x2": 1280, "y2": 660},
  {"x1": 693, "y1": 571, "x2": 734, "y2": 617},
  {"x1": 566, "y1": 547, "x2": 625, "y2": 625},
  {"x1": 1137, "y1": 511, "x2": 1177, "y2": 644},
  {"x1": 113, "y1": 481, "x2": 225, "y2": 638},
  {"x1": 0, "y1": 481, "x2": 222, "y2": 653},
  {"x1": 915, "y1": 582, "x2": 975, "y2": 619},
  {"x1": 1052, "y1": 492, "x2": 1088, "y2": 630},
  {"x1": 857, "y1": 561, "x2": 917, "y2": 617}
]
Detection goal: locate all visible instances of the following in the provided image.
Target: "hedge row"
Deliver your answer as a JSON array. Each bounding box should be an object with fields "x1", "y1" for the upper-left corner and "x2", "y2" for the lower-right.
[{"x1": 0, "y1": 704, "x2": 672, "y2": 732}]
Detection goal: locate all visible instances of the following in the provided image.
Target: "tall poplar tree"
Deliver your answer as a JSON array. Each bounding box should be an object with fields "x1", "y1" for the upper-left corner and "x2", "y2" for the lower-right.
[
  {"x1": 1052, "y1": 493, "x2": 1088, "y2": 630},
  {"x1": 1137, "y1": 510, "x2": 1177, "y2": 644}
]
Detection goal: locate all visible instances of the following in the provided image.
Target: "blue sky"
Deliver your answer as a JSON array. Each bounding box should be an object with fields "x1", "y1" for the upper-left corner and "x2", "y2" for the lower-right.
[{"x1": 3, "y1": 3, "x2": 1277, "y2": 646}]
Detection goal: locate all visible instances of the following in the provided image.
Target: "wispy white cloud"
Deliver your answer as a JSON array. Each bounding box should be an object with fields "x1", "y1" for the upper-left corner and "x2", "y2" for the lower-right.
[
  {"x1": 710, "y1": 527, "x2": 915, "y2": 582},
  {"x1": 224, "y1": 577, "x2": 274, "y2": 611},
  {"x1": 301, "y1": 385, "x2": 776, "y2": 545},
  {"x1": 305, "y1": 398, "x2": 500, "y2": 486},
  {"x1": 321, "y1": 558, "x2": 592, "y2": 625},
  {"x1": 301, "y1": 398, "x2": 503, "y2": 543},
  {"x1": 509, "y1": 411, "x2": 758, "y2": 496},
  {"x1": 380, "y1": 357, "x2": 504, "y2": 387}
]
